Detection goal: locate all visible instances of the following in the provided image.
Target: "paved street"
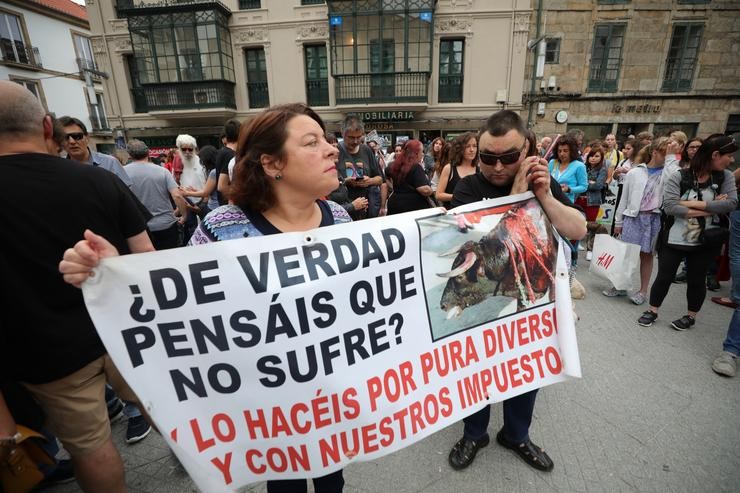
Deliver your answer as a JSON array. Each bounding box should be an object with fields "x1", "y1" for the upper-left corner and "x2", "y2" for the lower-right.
[{"x1": 48, "y1": 255, "x2": 740, "y2": 493}]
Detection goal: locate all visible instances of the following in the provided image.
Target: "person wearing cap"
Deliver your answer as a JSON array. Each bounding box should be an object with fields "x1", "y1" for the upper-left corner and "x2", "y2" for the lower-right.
[{"x1": 123, "y1": 139, "x2": 190, "y2": 250}]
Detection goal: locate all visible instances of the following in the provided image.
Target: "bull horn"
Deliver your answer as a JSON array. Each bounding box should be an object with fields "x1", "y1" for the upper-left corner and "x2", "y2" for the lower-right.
[
  {"x1": 437, "y1": 251, "x2": 478, "y2": 278},
  {"x1": 446, "y1": 305, "x2": 463, "y2": 319},
  {"x1": 438, "y1": 244, "x2": 462, "y2": 257}
]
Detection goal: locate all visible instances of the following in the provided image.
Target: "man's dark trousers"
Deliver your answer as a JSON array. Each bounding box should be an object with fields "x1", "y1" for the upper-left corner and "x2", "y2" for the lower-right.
[{"x1": 462, "y1": 390, "x2": 538, "y2": 443}]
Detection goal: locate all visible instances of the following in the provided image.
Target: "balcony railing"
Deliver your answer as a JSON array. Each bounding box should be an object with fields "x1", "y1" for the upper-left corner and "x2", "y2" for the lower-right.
[
  {"x1": 334, "y1": 72, "x2": 428, "y2": 105},
  {"x1": 438, "y1": 75, "x2": 463, "y2": 103},
  {"x1": 306, "y1": 79, "x2": 329, "y2": 107},
  {"x1": 247, "y1": 81, "x2": 269, "y2": 108},
  {"x1": 131, "y1": 80, "x2": 236, "y2": 112},
  {"x1": 77, "y1": 57, "x2": 99, "y2": 72},
  {"x1": 89, "y1": 111, "x2": 110, "y2": 132},
  {"x1": 0, "y1": 42, "x2": 42, "y2": 68},
  {"x1": 116, "y1": 0, "x2": 231, "y2": 14}
]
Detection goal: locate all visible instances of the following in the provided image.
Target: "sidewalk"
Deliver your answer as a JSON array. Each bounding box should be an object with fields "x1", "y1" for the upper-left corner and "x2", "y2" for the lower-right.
[{"x1": 48, "y1": 258, "x2": 740, "y2": 492}]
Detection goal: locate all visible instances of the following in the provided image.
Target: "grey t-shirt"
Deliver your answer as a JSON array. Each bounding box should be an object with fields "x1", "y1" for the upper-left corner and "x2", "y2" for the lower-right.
[{"x1": 125, "y1": 161, "x2": 179, "y2": 231}]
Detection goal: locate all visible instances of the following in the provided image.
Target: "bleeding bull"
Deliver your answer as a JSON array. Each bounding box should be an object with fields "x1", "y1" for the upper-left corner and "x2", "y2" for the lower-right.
[{"x1": 437, "y1": 200, "x2": 557, "y2": 319}]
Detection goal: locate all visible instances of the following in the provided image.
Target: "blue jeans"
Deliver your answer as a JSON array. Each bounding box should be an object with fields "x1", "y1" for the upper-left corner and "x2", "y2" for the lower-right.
[
  {"x1": 722, "y1": 210, "x2": 740, "y2": 356},
  {"x1": 105, "y1": 384, "x2": 141, "y2": 419},
  {"x1": 462, "y1": 390, "x2": 538, "y2": 444}
]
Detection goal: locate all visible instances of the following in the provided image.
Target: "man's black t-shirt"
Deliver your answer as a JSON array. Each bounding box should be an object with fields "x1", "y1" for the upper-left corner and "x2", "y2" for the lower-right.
[
  {"x1": 451, "y1": 170, "x2": 576, "y2": 208},
  {"x1": 0, "y1": 153, "x2": 148, "y2": 384},
  {"x1": 215, "y1": 146, "x2": 235, "y2": 205}
]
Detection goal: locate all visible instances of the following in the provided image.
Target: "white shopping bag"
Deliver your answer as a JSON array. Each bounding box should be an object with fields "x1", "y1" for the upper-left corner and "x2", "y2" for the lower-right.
[{"x1": 589, "y1": 234, "x2": 640, "y2": 291}]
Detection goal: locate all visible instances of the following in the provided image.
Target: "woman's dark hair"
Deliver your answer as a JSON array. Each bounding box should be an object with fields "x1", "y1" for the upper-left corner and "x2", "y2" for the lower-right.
[
  {"x1": 555, "y1": 135, "x2": 579, "y2": 164},
  {"x1": 230, "y1": 103, "x2": 326, "y2": 211},
  {"x1": 434, "y1": 140, "x2": 452, "y2": 175},
  {"x1": 389, "y1": 139, "x2": 423, "y2": 185},
  {"x1": 449, "y1": 132, "x2": 479, "y2": 168},
  {"x1": 525, "y1": 129, "x2": 537, "y2": 158},
  {"x1": 198, "y1": 145, "x2": 218, "y2": 172},
  {"x1": 584, "y1": 144, "x2": 605, "y2": 169},
  {"x1": 681, "y1": 137, "x2": 703, "y2": 163},
  {"x1": 691, "y1": 133, "x2": 737, "y2": 176},
  {"x1": 430, "y1": 137, "x2": 445, "y2": 160}
]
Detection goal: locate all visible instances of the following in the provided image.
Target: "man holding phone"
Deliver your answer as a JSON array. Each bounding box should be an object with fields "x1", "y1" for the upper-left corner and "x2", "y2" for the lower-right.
[{"x1": 338, "y1": 114, "x2": 385, "y2": 219}]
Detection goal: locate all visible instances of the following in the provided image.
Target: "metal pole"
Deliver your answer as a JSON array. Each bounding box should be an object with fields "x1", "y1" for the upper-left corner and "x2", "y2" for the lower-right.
[{"x1": 526, "y1": 0, "x2": 543, "y2": 129}]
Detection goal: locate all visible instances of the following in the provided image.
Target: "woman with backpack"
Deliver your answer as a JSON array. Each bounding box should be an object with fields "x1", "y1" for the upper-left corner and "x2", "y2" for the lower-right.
[{"x1": 637, "y1": 134, "x2": 737, "y2": 330}]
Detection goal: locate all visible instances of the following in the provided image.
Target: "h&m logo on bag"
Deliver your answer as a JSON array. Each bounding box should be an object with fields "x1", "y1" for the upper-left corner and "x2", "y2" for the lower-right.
[{"x1": 596, "y1": 252, "x2": 615, "y2": 269}]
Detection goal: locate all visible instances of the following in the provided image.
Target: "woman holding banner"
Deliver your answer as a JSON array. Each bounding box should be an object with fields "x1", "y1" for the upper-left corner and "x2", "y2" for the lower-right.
[{"x1": 60, "y1": 103, "x2": 350, "y2": 493}]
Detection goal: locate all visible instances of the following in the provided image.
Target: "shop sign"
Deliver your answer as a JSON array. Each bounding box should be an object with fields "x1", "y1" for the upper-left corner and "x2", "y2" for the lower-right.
[
  {"x1": 612, "y1": 103, "x2": 661, "y2": 114},
  {"x1": 357, "y1": 111, "x2": 415, "y2": 122}
]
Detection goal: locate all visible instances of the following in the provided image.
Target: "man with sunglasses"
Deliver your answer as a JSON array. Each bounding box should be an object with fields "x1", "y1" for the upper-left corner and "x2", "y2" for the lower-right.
[
  {"x1": 448, "y1": 110, "x2": 585, "y2": 473},
  {"x1": 59, "y1": 116, "x2": 132, "y2": 188}
]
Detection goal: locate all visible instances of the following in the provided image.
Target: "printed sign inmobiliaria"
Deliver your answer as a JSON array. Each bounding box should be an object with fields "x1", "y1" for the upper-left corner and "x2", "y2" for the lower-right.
[{"x1": 82, "y1": 192, "x2": 581, "y2": 492}]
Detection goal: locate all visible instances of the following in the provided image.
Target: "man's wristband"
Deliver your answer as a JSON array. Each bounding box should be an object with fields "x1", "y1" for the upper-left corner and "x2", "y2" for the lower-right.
[{"x1": 0, "y1": 432, "x2": 21, "y2": 447}]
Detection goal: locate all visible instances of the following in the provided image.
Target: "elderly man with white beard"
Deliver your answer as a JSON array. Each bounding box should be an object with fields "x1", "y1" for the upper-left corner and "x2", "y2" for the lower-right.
[{"x1": 175, "y1": 134, "x2": 206, "y2": 243}]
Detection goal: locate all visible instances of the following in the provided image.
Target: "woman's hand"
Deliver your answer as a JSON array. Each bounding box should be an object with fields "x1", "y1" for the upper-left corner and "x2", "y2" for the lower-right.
[
  {"x1": 59, "y1": 230, "x2": 120, "y2": 288},
  {"x1": 351, "y1": 197, "x2": 368, "y2": 210}
]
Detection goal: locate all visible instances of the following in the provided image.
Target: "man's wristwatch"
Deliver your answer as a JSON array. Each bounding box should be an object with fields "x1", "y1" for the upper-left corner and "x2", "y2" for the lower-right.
[{"x1": 0, "y1": 432, "x2": 21, "y2": 447}]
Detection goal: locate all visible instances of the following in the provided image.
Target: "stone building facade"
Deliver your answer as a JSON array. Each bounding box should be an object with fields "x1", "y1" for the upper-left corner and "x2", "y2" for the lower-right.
[
  {"x1": 85, "y1": 0, "x2": 532, "y2": 151},
  {"x1": 524, "y1": 0, "x2": 740, "y2": 144}
]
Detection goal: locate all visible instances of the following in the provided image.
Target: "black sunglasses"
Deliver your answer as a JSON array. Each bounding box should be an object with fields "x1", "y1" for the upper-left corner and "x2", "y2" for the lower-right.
[
  {"x1": 180, "y1": 147, "x2": 195, "y2": 152},
  {"x1": 479, "y1": 141, "x2": 526, "y2": 166},
  {"x1": 66, "y1": 132, "x2": 85, "y2": 141}
]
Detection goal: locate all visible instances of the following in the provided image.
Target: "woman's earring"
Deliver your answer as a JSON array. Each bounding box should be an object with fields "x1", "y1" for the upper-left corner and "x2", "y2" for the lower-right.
[{"x1": 275, "y1": 174, "x2": 282, "y2": 181}]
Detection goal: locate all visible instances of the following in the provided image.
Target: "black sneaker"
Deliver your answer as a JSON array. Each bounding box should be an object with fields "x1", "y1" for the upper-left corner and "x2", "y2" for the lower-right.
[
  {"x1": 126, "y1": 415, "x2": 152, "y2": 444},
  {"x1": 671, "y1": 315, "x2": 696, "y2": 331},
  {"x1": 448, "y1": 434, "x2": 490, "y2": 470},
  {"x1": 38, "y1": 459, "x2": 75, "y2": 486},
  {"x1": 637, "y1": 310, "x2": 658, "y2": 327},
  {"x1": 107, "y1": 399, "x2": 124, "y2": 422},
  {"x1": 706, "y1": 276, "x2": 721, "y2": 292}
]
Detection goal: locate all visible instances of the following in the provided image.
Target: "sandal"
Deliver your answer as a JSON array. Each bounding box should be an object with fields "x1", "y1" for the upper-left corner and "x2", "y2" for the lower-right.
[
  {"x1": 711, "y1": 297, "x2": 737, "y2": 309},
  {"x1": 496, "y1": 430, "x2": 554, "y2": 471}
]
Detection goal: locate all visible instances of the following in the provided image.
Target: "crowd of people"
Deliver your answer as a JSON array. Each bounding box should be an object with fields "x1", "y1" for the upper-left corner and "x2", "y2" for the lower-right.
[{"x1": 1, "y1": 78, "x2": 737, "y2": 493}]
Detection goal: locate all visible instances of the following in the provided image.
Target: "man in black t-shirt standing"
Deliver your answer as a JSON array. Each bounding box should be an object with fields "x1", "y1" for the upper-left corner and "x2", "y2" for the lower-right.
[
  {"x1": 338, "y1": 114, "x2": 386, "y2": 219},
  {"x1": 0, "y1": 81, "x2": 154, "y2": 493},
  {"x1": 215, "y1": 118, "x2": 240, "y2": 205},
  {"x1": 447, "y1": 110, "x2": 585, "y2": 474}
]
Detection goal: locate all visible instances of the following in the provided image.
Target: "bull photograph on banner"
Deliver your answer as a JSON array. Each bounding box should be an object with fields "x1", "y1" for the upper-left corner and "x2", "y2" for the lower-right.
[
  {"x1": 420, "y1": 196, "x2": 558, "y2": 340},
  {"x1": 78, "y1": 193, "x2": 580, "y2": 492}
]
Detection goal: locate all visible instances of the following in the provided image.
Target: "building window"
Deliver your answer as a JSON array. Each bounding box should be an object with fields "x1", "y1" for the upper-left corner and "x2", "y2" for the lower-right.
[
  {"x1": 545, "y1": 38, "x2": 560, "y2": 64},
  {"x1": 653, "y1": 123, "x2": 698, "y2": 138},
  {"x1": 301, "y1": 0, "x2": 325, "y2": 4},
  {"x1": 328, "y1": 1, "x2": 434, "y2": 104},
  {"x1": 245, "y1": 47, "x2": 269, "y2": 108},
  {"x1": 88, "y1": 92, "x2": 109, "y2": 132},
  {"x1": 438, "y1": 39, "x2": 464, "y2": 103},
  {"x1": 588, "y1": 23, "x2": 626, "y2": 92},
  {"x1": 677, "y1": 0, "x2": 710, "y2": 4},
  {"x1": 128, "y1": 10, "x2": 235, "y2": 84},
  {"x1": 238, "y1": 0, "x2": 261, "y2": 9},
  {"x1": 597, "y1": 0, "x2": 630, "y2": 4},
  {"x1": 0, "y1": 11, "x2": 34, "y2": 65},
  {"x1": 304, "y1": 44, "x2": 329, "y2": 106},
  {"x1": 662, "y1": 23, "x2": 703, "y2": 92},
  {"x1": 11, "y1": 77, "x2": 43, "y2": 103},
  {"x1": 73, "y1": 34, "x2": 97, "y2": 72}
]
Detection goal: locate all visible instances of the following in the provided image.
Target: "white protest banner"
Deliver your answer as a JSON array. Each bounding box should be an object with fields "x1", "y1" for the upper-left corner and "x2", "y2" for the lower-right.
[{"x1": 81, "y1": 192, "x2": 580, "y2": 492}]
